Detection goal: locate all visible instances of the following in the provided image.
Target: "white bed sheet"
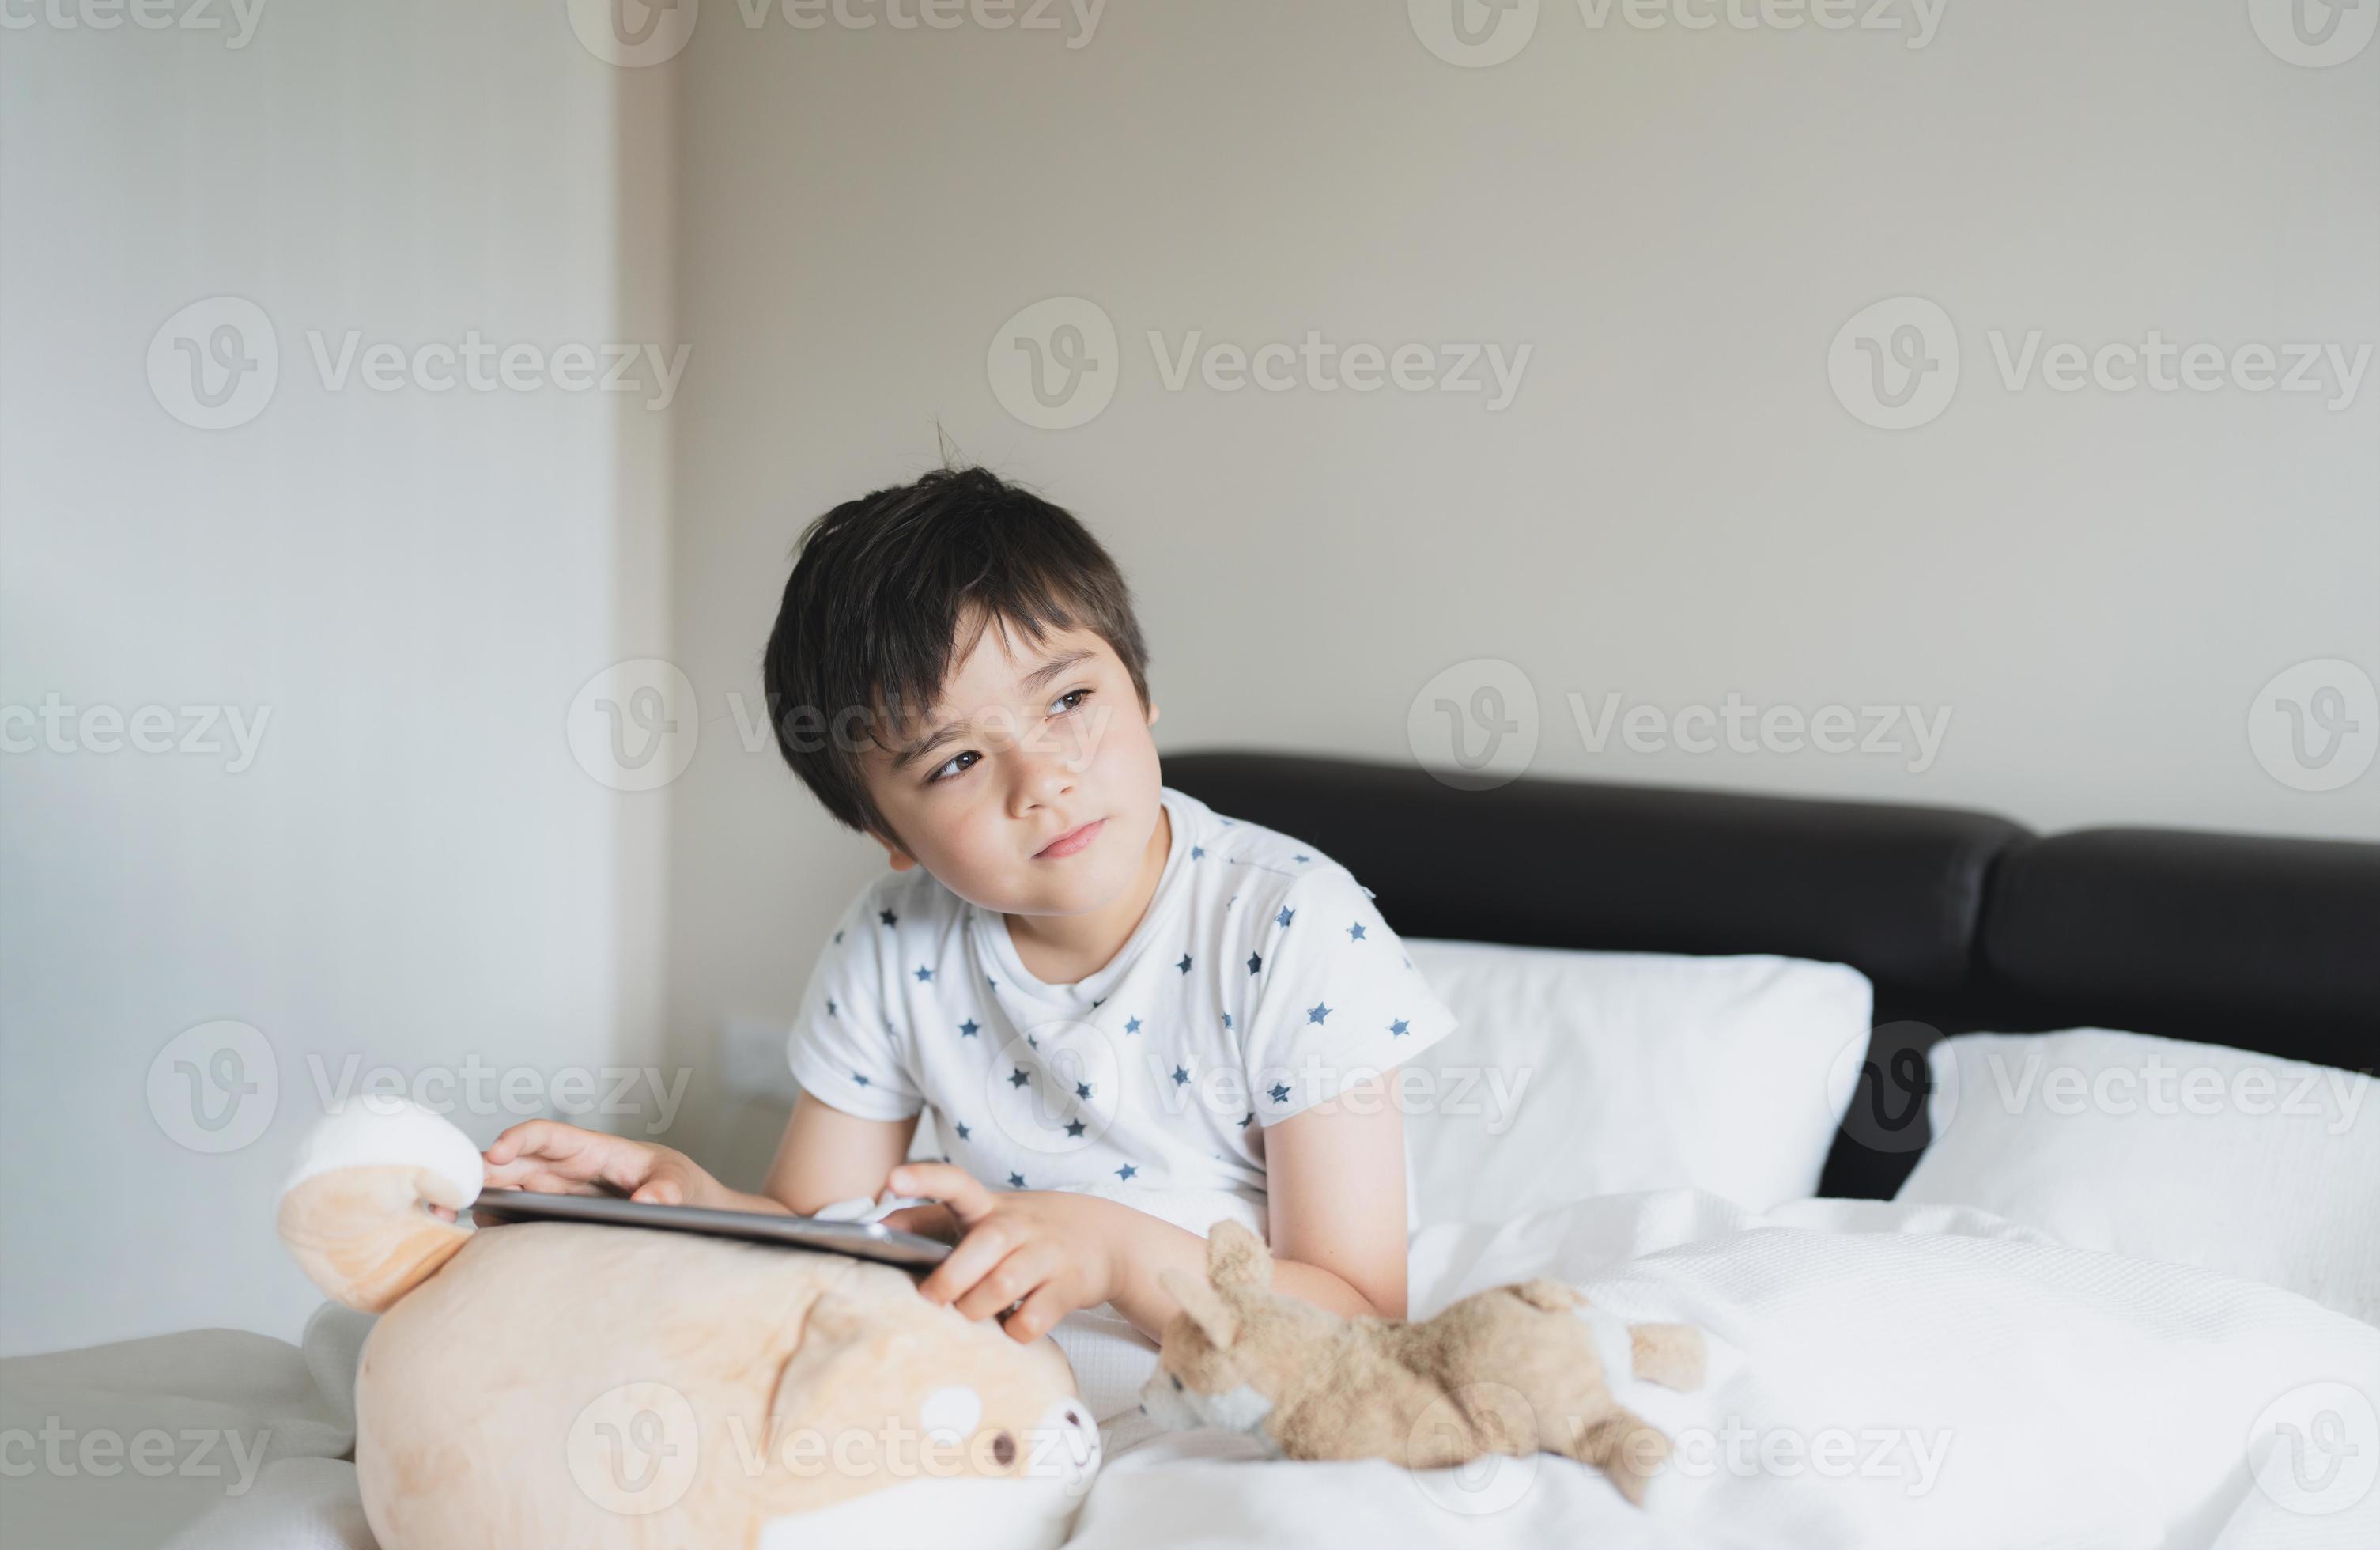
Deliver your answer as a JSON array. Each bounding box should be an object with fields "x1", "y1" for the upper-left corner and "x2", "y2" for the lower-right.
[
  {"x1": 11, "y1": 1193, "x2": 2373, "y2": 1550},
  {"x1": 1073, "y1": 1190, "x2": 2380, "y2": 1549}
]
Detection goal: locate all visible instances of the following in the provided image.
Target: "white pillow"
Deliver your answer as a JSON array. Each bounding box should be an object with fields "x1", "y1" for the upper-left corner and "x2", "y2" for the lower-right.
[
  {"x1": 1396, "y1": 939, "x2": 1872, "y2": 1228},
  {"x1": 1896, "y1": 1028, "x2": 2380, "y2": 1325}
]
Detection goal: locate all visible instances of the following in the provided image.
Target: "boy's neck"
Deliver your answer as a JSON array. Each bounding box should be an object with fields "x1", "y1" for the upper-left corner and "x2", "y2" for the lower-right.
[{"x1": 1003, "y1": 801, "x2": 1173, "y2": 988}]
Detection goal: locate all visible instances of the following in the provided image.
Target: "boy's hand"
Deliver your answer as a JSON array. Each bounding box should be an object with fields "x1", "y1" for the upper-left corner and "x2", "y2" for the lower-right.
[
  {"x1": 482, "y1": 1121, "x2": 719, "y2": 1207},
  {"x1": 892, "y1": 1162, "x2": 1122, "y2": 1344}
]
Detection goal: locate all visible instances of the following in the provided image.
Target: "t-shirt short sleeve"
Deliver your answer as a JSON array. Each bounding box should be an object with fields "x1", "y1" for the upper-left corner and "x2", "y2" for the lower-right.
[
  {"x1": 1240, "y1": 867, "x2": 1461, "y2": 1127},
  {"x1": 784, "y1": 890, "x2": 924, "y2": 1122}
]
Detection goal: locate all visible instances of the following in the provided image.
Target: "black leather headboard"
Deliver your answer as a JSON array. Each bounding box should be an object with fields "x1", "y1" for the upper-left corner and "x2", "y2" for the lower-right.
[{"x1": 1163, "y1": 750, "x2": 2380, "y2": 1199}]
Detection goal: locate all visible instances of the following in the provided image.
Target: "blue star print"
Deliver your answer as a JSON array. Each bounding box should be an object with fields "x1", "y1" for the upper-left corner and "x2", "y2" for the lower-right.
[
  {"x1": 1239, "y1": 1111, "x2": 1254, "y2": 1128},
  {"x1": 1171, "y1": 1065, "x2": 1190, "y2": 1085},
  {"x1": 1275, "y1": 905, "x2": 1295, "y2": 928},
  {"x1": 1389, "y1": 1019, "x2": 1410, "y2": 1036},
  {"x1": 1307, "y1": 1001, "x2": 1333, "y2": 1025},
  {"x1": 955, "y1": 1121, "x2": 971, "y2": 1140},
  {"x1": 1125, "y1": 1015, "x2": 1143, "y2": 1034},
  {"x1": 1269, "y1": 1082, "x2": 1291, "y2": 1103},
  {"x1": 826, "y1": 997, "x2": 837, "y2": 1017},
  {"x1": 915, "y1": 965, "x2": 934, "y2": 983},
  {"x1": 1347, "y1": 921, "x2": 1366, "y2": 941},
  {"x1": 958, "y1": 1019, "x2": 979, "y2": 1038},
  {"x1": 1009, "y1": 1068, "x2": 1030, "y2": 1088},
  {"x1": 1115, "y1": 1163, "x2": 1137, "y2": 1181},
  {"x1": 1075, "y1": 1080, "x2": 1093, "y2": 1099},
  {"x1": 1065, "y1": 1119, "x2": 1086, "y2": 1136},
  {"x1": 852, "y1": 1072, "x2": 870, "y2": 1087},
  {"x1": 879, "y1": 909, "x2": 897, "y2": 928},
  {"x1": 1246, "y1": 952, "x2": 1263, "y2": 975},
  {"x1": 1008, "y1": 1173, "x2": 1026, "y2": 1188},
  {"x1": 1176, "y1": 954, "x2": 1192, "y2": 974}
]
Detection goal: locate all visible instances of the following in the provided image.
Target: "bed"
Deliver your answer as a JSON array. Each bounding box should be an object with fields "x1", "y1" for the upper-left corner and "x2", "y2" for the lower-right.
[{"x1": 9, "y1": 749, "x2": 2375, "y2": 1548}]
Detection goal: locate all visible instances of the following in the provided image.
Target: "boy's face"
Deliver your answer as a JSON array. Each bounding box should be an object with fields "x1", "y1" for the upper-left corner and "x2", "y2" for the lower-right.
[{"x1": 859, "y1": 614, "x2": 1162, "y2": 918}]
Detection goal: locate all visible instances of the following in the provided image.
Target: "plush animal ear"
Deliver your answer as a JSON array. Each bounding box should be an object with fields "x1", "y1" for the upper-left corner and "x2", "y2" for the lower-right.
[
  {"x1": 1158, "y1": 1268, "x2": 1241, "y2": 1348},
  {"x1": 1204, "y1": 1218, "x2": 1272, "y2": 1291},
  {"x1": 276, "y1": 1098, "x2": 483, "y2": 1313}
]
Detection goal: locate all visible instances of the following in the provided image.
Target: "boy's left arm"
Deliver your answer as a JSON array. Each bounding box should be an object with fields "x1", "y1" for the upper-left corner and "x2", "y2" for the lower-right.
[{"x1": 895, "y1": 1079, "x2": 1406, "y2": 1344}]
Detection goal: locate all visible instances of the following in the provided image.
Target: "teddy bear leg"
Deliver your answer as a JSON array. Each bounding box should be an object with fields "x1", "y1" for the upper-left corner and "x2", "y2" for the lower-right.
[{"x1": 1570, "y1": 1406, "x2": 1669, "y2": 1507}]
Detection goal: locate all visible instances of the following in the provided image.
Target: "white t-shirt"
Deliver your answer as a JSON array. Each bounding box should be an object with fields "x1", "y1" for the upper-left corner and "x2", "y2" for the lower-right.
[{"x1": 784, "y1": 783, "x2": 1463, "y2": 1217}]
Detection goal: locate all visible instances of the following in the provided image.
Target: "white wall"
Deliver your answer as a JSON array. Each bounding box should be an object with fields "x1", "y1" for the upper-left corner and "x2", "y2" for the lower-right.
[
  {"x1": 4, "y1": 0, "x2": 2371, "y2": 1349},
  {"x1": 659, "y1": 0, "x2": 2376, "y2": 1182},
  {"x1": 0, "y1": 5, "x2": 674, "y2": 1354}
]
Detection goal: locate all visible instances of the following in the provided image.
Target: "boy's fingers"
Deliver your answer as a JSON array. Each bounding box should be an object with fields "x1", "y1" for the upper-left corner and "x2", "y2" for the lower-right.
[
  {"x1": 1003, "y1": 1281, "x2": 1074, "y2": 1344},
  {"x1": 889, "y1": 1162, "x2": 993, "y2": 1227},
  {"x1": 954, "y1": 1243, "x2": 1055, "y2": 1323},
  {"x1": 629, "y1": 1162, "x2": 688, "y2": 1205},
  {"x1": 916, "y1": 1219, "x2": 1015, "y2": 1309},
  {"x1": 485, "y1": 1120, "x2": 577, "y2": 1167}
]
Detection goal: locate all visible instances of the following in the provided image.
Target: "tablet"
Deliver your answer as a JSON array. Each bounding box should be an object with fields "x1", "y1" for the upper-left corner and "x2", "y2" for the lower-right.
[{"x1": 468, "y1": 1189, "x2": 953, "y2": 1268}]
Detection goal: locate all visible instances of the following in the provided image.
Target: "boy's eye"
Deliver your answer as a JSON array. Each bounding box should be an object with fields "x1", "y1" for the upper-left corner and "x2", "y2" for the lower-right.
[{"x1": 924, "y1": 688, "x2": 1095, "y2": 786}]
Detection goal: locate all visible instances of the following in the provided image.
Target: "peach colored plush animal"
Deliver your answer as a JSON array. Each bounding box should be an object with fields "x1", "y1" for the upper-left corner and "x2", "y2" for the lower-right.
[
  {"x1": 275, "y1": 1098, "x2": 1101, "y2": 1550},
  {"x1": 1138, "y1": 1219, "x2": 1705, "y2": 1505}
]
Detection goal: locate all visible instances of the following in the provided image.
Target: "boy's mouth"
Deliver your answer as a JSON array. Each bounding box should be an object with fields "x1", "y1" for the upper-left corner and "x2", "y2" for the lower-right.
[{"x1": 1036, "y1": 818, "x2": 1105, "y2": 859}]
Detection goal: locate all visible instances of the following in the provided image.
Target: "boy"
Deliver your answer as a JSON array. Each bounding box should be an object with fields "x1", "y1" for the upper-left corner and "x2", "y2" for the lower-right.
[{"x1": 485, "y1": 467, "x2": 1460, "y2": 1421}]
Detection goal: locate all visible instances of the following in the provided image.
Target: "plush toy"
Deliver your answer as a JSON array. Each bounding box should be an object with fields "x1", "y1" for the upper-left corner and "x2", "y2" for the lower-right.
[
  {"x1": 1135, "y1": 1219, "x2": 1706, "y2": 1505},
  {"x1": 274, "y1": 1098, "x2": 1101, "y2": 1550}
]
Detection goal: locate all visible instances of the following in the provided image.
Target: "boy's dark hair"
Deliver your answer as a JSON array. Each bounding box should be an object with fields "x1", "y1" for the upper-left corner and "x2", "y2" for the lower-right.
[{"x1": 762, "y1": 465, "x2": 1151, "y2": 848}]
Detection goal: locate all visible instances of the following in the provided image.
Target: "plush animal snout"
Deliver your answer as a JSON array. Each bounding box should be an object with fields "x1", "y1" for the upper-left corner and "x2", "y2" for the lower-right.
[
  {"x1": 276, "y1": 1095, "x2": 485, "y2": 1312},
  {"x1": 1138, "y1": 1367, "x2": 1199, "y2": 1430}
]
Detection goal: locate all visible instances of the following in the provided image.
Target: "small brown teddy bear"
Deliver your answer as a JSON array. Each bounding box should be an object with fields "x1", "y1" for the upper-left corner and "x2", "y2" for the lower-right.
[{"x1": 1138, "y1": 1219, "x2": 1706, "y2": 1505}]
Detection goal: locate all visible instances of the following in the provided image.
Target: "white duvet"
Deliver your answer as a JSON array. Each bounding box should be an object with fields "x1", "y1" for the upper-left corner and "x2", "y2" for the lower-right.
[
  {"x1": 9, "y1": 1192, "x2": 2373, "y2": 1550},
  {"x1": 1074, "y1": 1191, "x2": 2380, "y2": 1550}
]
